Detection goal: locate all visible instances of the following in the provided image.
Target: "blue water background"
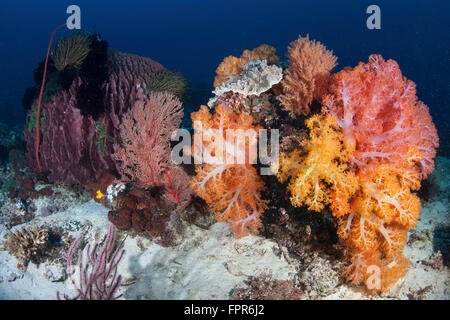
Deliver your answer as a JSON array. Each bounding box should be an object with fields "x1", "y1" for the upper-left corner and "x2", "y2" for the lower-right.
[{"x1": 0, "y1": 0, "x2": 448, "y2": 146}]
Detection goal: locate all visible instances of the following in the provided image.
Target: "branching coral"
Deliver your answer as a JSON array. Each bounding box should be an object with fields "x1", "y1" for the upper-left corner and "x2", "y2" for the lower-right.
[
  {"x1": 2, "y1": 226, "x2": 48, "y2": 266},
  {"x1": 213, "y1": 44, "x2": 280, "y2": 88},
  {"x1": 51, "y1": 32, "x2": 92, "y2": 71},
  {"x1": 190, "y1": 105, "x2": 268, "y2": 238},
  {"x1": 279, "y1": 35, "x2": 337, "y2": 117}
]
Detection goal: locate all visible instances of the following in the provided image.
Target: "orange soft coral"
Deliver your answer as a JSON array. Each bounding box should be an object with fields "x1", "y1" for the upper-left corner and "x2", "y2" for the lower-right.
[
  {"x1": 279, "y1": 35, "x2": 337, "y2": 117},
  {"x1": 240, "y1": 44, "x2": 280, "y2": 66},
  {"x1": 276, "y1": 114, "x2": 357, "y2": 213},
  {"x1": 342, "y1": 246, "x2": 409, "y2": 292},
  {"x1": 190, "y1": 105, "x2": 268, "y2": 238},
  {"x1": 213, "y1": 56, "x2": 244, "y2": 88},
  {"x1": 213, "y1": 44, "x2": 279, "y2": 88},
  {"x1": 336, "y1": 163, "x2": 421, "y2": 292}
]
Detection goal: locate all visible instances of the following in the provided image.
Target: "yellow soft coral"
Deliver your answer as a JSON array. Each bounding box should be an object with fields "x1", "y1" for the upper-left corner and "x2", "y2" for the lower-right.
[
  {"x1": 191, "y1": 105, "x2": 268, "y2": 238},
  {"x1": 276, "y1": 114, "x2": 357, "y2": 213}
]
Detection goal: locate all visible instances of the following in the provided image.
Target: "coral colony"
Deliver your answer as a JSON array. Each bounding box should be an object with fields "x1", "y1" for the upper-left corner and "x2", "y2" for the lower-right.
[{"x1": 5, "y1": 30, "x2": 439, "y2": 298}]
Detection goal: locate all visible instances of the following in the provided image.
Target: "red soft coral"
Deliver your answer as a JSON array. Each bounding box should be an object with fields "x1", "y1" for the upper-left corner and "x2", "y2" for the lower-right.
[{"x1": 323, "y1": 54, "x2": 439, "y2": 179}]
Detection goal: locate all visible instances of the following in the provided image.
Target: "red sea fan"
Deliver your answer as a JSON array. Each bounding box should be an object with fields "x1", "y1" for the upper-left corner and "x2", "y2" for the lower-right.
[
  {"x1": 279, "y1": 35, "x2": 337, "y2": 117},
  {"x1": 112, "y1": 92, "x2": 188, "y2": 206}
]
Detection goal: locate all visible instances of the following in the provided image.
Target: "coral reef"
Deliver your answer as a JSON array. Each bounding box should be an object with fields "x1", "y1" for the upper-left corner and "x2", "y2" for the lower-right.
[
  {"x1": 10, "y1": 29, "x2": 445, "y2": 299},
  {"x1": 190, "y1": 105, "x2": 268, "y2": 238},
  {"x1": 277, "y1": 54, "x2": 439, "y2": 292},
  {"x1": 279, "y1": 35, "x2": 337, "y2": 117}
]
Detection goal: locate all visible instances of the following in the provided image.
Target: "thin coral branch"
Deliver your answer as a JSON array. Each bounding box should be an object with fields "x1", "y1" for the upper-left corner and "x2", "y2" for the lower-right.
[{"x1": 58, "y1": 225, "x2": 134, "y2": 300}]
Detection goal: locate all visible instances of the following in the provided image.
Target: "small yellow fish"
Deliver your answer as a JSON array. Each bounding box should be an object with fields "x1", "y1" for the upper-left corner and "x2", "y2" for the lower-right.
[{"x1": 95, "y1": 190, "x2": 104, "y2": 199}]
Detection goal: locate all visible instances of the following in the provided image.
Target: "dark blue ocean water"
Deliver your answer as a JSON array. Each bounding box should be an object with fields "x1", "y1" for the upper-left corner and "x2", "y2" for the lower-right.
[{"x1": 0, "y1": 0, "x2": 449, "y2": 148}]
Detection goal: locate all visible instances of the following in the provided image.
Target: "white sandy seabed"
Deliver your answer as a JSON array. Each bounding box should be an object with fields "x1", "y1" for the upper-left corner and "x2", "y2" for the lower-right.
[{"x1": 0, "y1": 157, "x2": 449, "y2": 300}]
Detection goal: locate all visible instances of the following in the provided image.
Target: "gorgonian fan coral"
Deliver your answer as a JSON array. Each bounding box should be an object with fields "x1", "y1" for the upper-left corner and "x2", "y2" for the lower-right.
[
  {"x1": 112, "y1": 92, "x2": 192, "y2": 209},
  {"x1": 279, "y1": 35, "x2": 337, "y2": 117},
  {"x1": 190, "y1": 105, "x2": 268, "y2": 238},
  {"x1": 25, "y1": 78, "x2": 115, "y2": 185}
]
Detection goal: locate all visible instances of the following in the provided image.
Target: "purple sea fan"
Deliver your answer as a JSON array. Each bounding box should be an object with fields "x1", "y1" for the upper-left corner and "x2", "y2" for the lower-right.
[
  {"x1": 57, "y1": 225, "x2": 134, "y2": 300},
  {"x1": 25, "y1": 78, "x2": 114, "y2": 185}
]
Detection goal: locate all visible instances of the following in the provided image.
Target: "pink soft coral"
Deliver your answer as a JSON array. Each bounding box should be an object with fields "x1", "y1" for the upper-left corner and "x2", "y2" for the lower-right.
[{"x1": 323, "y1": 54, "x2": 439, "y2": 179}]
